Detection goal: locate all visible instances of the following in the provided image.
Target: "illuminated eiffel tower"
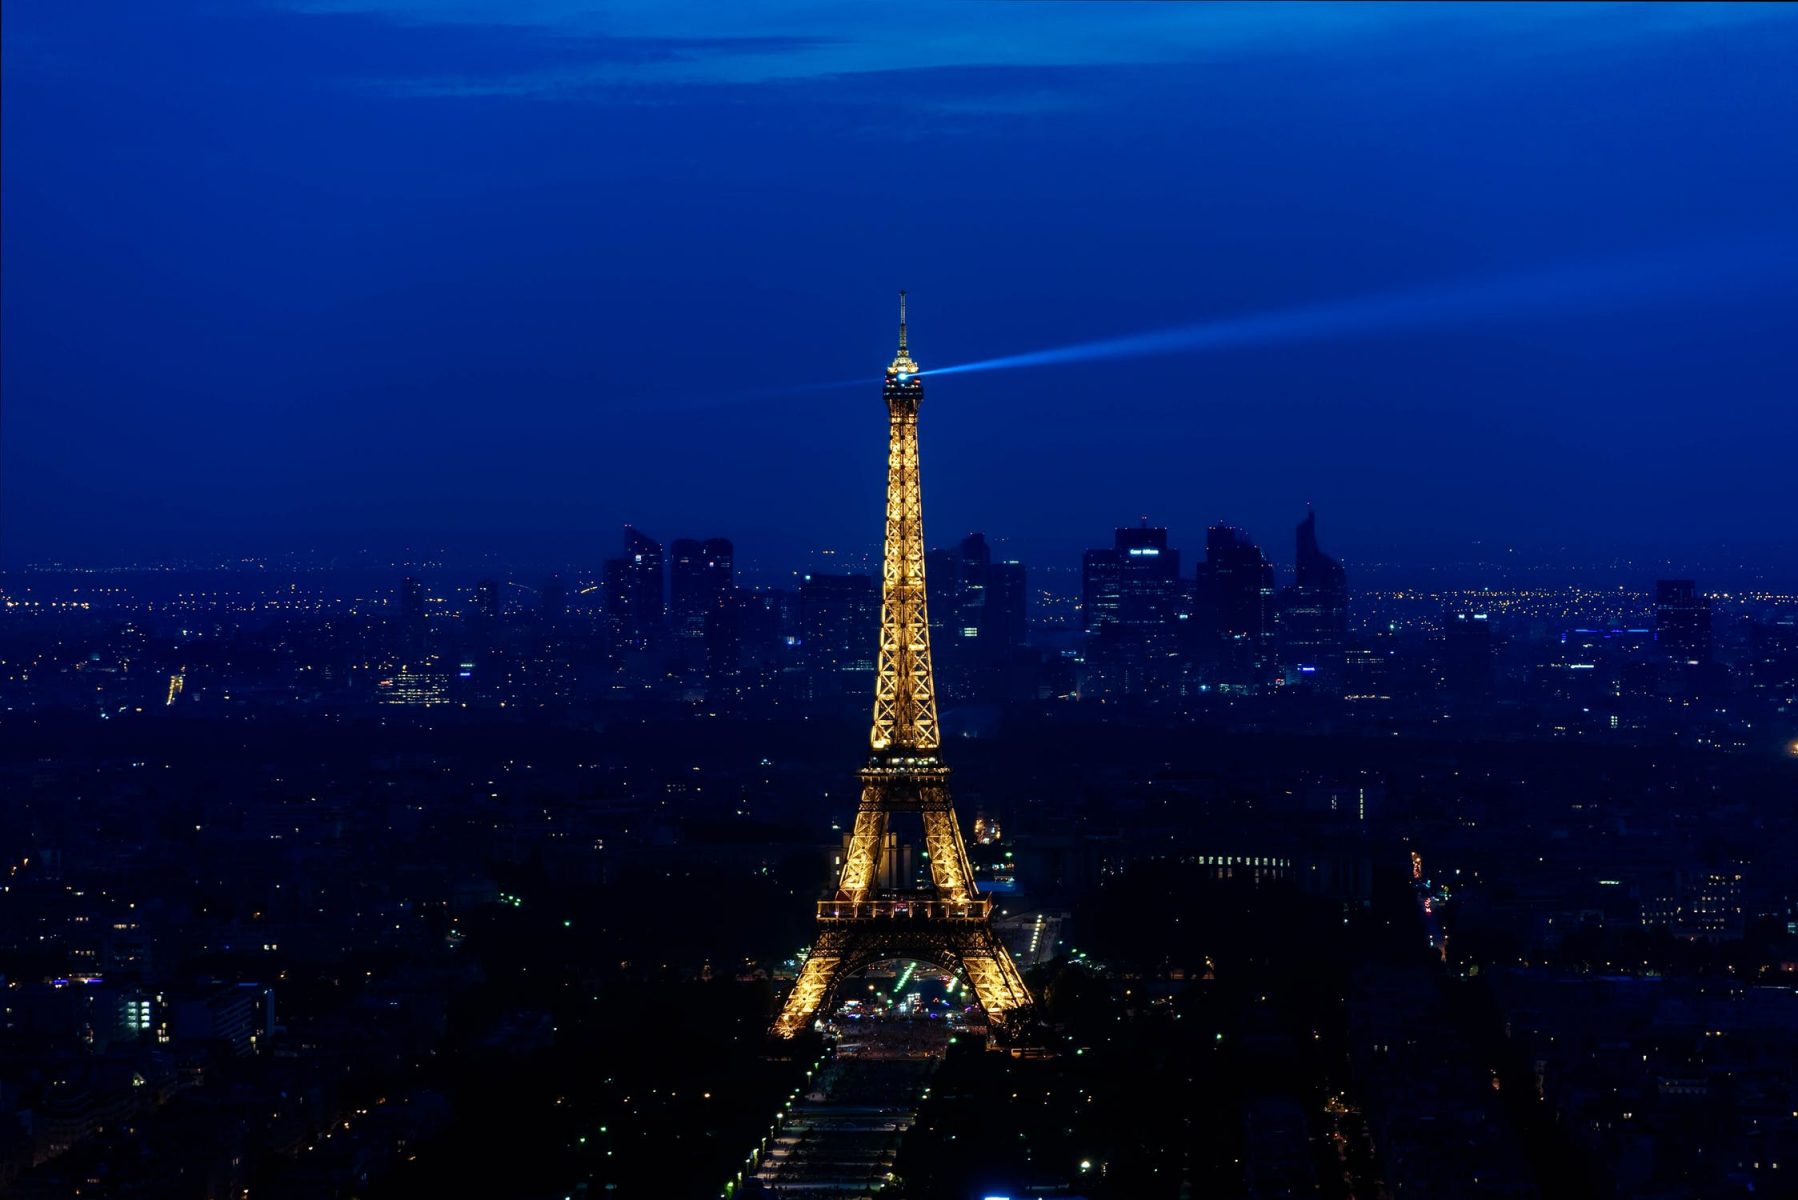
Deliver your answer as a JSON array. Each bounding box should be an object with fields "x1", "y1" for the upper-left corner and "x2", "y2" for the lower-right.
[{"x1": 772, "y1": 294, "x2": 1035, "y2": 1040}]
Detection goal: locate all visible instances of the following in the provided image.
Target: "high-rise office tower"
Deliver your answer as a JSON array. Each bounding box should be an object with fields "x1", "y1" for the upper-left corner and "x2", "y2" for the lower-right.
[
  {"x1": 604, "y1": 526, "x2": 665, "y2": 648},
  {"x1": 925, "y1": 546, "x2": 959, "y2": 654},
  {"x1": 1083, "y1": 524, "x2": 1182, "y2": 633},
  {"x1": 956, "y1": 532, "x2": 991, "y2": 643},
  {"x1": 1082, "y1": 523, "x2": 1184, "y2": 693},
  {"x1": 1194, "y1": 525, "x2": 1275, "y2": 681},
  {"x1": 1654, "y1": 579, "x2": 1711, "y2": 663},
  {"x1": 977, "y1": 536, "x2": 1030, "y2": 689},
  {"x1": 926, "y1": 533, "x2": 1026, "y2": 700},
  {"x1": 1081, "y1": 546, "x2": 1123, "y2": 633},
  {"x1": 704, "y1": 589, "x2": 784, "y2": 700},
  {"x1": 670, "y1": 539, "x2": 704, "y2": 633},
  {"x1": 982, "y1": 558, "x2": 1029, "y2": 700},
  {"x1": 671, "y1": 537, "x2": 734, "y2": 640},
  {"x1": 985, "y1": 559, "x2": 1027, "y2": 653},
  {"x1": 1279, "y1": 510, "x2": 1348, "y2": 682}
]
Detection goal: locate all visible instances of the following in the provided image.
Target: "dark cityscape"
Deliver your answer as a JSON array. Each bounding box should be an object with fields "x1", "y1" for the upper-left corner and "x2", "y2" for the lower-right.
[{"x1": 5, "y1": 4, "x2": 1798, "y2": 1200}]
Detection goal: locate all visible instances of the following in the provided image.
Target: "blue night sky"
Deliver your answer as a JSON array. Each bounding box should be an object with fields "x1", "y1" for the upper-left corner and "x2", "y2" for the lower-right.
[{"x1": 4, "y1": 3, "x2": 1796, "y2": 579}]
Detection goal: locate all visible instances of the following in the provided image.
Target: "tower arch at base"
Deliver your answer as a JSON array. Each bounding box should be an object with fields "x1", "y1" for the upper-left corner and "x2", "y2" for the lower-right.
[{"x1": 774, "y1": 928, "x2": 1033, "y2": 1039}]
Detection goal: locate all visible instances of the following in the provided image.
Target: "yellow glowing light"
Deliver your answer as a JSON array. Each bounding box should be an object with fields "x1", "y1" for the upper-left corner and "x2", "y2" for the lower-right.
[{"x1": 770, "y1": 297, "x2": 1033, "y2": 1041}]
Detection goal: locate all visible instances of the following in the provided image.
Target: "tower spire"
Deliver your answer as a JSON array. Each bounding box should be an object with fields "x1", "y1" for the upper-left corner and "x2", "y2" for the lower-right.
[{"x1": 888, "y1": 290, "x2": 918, "y2": 378}]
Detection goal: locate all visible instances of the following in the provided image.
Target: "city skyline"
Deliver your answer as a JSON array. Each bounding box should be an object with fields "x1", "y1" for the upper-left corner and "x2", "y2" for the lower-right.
[
  {"x1": 9, "y1": 511, "x2": 1792, "y2": 596},
  {"x1": 6, "y1": 5, "x2": 1798, "y2": 1197},
  {"x1": 3, "y1": 314, "x2": 1791, "y2": 1197}
]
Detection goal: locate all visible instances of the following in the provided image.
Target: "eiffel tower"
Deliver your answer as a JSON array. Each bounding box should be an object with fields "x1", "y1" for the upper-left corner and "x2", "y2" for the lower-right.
[{"x1": 772, "y1": 294, "x2": 1035, "y2": 1040}]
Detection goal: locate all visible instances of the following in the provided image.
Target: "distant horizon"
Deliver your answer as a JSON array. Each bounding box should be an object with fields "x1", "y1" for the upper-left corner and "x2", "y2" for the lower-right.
[{"x1": 8, "y1": 525, "x2": 1797, "y2": 595}]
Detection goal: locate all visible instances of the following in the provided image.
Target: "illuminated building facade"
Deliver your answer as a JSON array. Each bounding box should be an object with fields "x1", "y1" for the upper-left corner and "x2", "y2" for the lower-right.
[
  {"x1": 1082, "y1": 524, "x2": 1182, "y2": 634},
  {"x1": 772, "y1": 295, "x2": 1035, "y2": 1040},
  {"x1": 379, "y1": 663, "x2": 450, "y2": 706}
]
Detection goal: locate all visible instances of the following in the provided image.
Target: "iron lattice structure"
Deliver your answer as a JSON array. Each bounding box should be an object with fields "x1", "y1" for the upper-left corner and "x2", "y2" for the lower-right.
[{"x1": 772, "y1": 295, "x2": 1035, "y2": 1039}]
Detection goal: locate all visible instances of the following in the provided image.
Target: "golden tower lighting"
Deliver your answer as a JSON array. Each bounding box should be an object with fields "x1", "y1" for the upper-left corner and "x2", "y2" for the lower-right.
[{"x1": 771, "y1": 293, "x2": 1036, "y2": 1040}]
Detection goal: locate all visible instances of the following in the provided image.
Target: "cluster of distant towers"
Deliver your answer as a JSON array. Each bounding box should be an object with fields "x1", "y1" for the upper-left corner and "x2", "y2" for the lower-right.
[
  {"x1": 455, "y1": 507, "x2": 1357, "y2": 701},
  {"x1": 390, "y1": 519, "x2": 1724, "y2": 712},
  {"x1": 1081, "y1": 509, "x2": 1348, "y2": 694},
  {"x1": 601, "y1": 530, "x2": 734, "y2": 650}
]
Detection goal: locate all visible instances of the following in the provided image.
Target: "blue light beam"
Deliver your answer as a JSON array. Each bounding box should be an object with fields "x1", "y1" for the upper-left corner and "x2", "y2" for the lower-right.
[{"x1": 919, "y1": 237, "x2": 1798, "y2": 381}]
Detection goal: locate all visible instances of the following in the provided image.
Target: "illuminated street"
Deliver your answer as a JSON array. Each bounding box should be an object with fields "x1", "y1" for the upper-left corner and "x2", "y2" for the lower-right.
[{"x1": 750, "y1": 1016, "x2": 950, "y2": 1197}]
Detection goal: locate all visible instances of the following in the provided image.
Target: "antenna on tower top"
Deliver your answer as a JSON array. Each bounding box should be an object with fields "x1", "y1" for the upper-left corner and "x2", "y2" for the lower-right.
[{"x1": 898, "y1": 290, "x2": 908, "y2": 354}]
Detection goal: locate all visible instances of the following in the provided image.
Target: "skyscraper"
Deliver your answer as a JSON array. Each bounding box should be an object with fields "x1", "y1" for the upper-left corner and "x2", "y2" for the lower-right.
[
  {"x1": 985, "y1": 559, "x2": 1027, "y2": 654},
  {"x1": 704, "y1": 588, "x2": 778, "y2": 699},
  {"x1": 1082, "y1": 523, "x2": 1184, "y2": 693},
  {"x1": 925, "y1": 545, "x2": 959, "y2": 662},
  {"x1": 1081, "y1": 544, "x2": 1123, "y2": 634},
  {"x1": 1279, "y1": 510, "x2": 1348, "y2": 683},
  {"x1": 670, "y1": 537, "x2": 733, "y2": 640},
  {"x1": 1194, "y1": 524, "x2": 1275, "y2": 682},
  {"x1": 924, "y1": 533, "x2": 1028, "y2": 701},
  {"x1": 955, "y1": 532, "x2": 991, "y2": 644},
  {"x1": 604, "y1": 526, "x2": 665, "y2": 649},
  {"x1": 1083, "y1": 524, "x2": 1182, "y2": 634}
]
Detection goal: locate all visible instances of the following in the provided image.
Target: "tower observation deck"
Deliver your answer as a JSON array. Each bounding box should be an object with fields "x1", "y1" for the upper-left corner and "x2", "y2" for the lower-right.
[{"x1": 771, "y1": 294, "x2": 1036, "y2": 1040}]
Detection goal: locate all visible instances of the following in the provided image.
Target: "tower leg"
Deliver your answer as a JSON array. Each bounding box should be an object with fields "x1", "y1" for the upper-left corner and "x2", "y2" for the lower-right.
[
  {"x1": 960, "y1": 933, "x2": 1033, "y2": 1023},
  {"x1": 773, "y1": 951, "x2": 843, "y2": 1038},
  {"x1": 920, "y1": 797, "x2": 974, "y2": 900},
  {"x1": 836, "y1": 792, "x2": 890, "y2": 897}
]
